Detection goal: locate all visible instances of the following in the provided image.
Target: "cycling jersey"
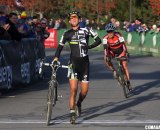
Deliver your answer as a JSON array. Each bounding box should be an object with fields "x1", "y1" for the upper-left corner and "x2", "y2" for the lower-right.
[
  {"x1": 55, "y1": 27, "x2": 101, "y2": 58},
  {"x1": 103, "y1": 32, "x2": 127, "y2": 57}
]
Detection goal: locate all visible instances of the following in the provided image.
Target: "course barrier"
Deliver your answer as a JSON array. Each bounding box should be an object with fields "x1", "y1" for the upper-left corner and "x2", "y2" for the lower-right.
[{"x1": 0, "y1": 38, "x2": 45, "y2": 89}]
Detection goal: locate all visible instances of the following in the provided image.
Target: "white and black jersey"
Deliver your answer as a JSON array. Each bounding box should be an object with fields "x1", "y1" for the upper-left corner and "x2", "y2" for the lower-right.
[{"x1": 55, "y1": 27, "x2": 101, "y2": 58}]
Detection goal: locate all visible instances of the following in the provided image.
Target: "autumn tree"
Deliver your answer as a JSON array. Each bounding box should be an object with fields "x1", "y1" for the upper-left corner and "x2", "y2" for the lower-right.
[{"x1": 149, "y1": 0, "x2": 160, "y2": 16}]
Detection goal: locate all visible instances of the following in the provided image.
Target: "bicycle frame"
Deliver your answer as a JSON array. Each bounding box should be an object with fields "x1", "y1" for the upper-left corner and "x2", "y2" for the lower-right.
[{"x1": 115, "y1": 57, "x2": 130, "y2": 98}]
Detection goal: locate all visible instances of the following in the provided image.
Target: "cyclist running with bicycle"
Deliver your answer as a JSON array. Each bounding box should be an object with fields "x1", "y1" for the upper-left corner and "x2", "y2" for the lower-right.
[
  {"x1": 52, "y1": 10, "x2": 101, "y2": 124},
  {"x1": 103, "y1": 23, "x2": 132, "y2": 90}
]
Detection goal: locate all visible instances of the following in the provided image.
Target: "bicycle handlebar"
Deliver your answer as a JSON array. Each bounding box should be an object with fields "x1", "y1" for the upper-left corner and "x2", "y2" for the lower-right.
[
  {"x1": 43, "y1": 63, "x2": 68, "y2": 69},
  {"x1": 114, "y1": 56, "x2": 128, "y2": 61}
]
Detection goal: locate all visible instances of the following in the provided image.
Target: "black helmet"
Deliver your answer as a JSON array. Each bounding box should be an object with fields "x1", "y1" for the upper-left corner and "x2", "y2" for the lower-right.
[{"x1": 67, "y1": 10, "x2": 81, "y2": 20}]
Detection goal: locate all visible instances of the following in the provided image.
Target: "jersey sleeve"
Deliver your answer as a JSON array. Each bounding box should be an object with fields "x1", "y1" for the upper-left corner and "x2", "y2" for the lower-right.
[
  {"x1": 115, "y1": 32, "x2": 125, "y2": 43},
  {"x1": 88, "y1": 27, "x2": 98, "y2": 39},
  {"x1": 59, "y1": 31, "x2": 67, "y2": 46},
  {"x1": 87, "y1": 27, "x2": 101, "y2": 49},
  {"x1": 54, "y1": 31, "x2": 67, "y2": 58},
  {"x1": 102, "y1": 35, "x2": 108, "y2": 50}
]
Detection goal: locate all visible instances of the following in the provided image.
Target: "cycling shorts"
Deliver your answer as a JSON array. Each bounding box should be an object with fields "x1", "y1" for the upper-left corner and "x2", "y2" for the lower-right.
[
  {"x1": 106, "y1": 46, "x2": 124, "y2": 58},
  {"x1": 69, "y1": 56, "x2": 89, "y2": 82}
]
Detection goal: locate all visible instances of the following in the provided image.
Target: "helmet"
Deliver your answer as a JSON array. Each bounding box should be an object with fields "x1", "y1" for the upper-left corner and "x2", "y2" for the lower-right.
[
  {"x1": 67, "y1": 10, "x2": 81, "y2": 20},
  {"x1": 105, "y1": 23, "x2": 116, "y2": 32}
]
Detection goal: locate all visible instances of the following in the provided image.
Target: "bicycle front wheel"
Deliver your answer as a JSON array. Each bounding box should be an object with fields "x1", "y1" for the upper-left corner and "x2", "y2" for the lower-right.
[
  {"x1": 122, "y1": 82, "x2": 129, "y2": 98},
  {"x1": 46, "y1": 80, "x2": 57, "y2": 125},
  {"x1": 118, "y1": 68, "x2": 129, "y2": 98}
]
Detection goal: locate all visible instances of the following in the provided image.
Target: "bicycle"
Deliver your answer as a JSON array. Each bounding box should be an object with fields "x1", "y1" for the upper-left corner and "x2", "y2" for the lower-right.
[
  {"x1": 40, "y1": 62, "x2": 68, "y2": 125},
  {"x1": 114, "y1": 56, "x2": 132, "y2": 98}
]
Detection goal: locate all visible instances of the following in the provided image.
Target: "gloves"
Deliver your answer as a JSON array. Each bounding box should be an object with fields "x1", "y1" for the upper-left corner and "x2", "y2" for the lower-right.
[
  {"x1": 126, "y1": 52, "x2": 130, "y2": 58},
  {"x1": 52, "y1": 57, "x2": 59, "y2": 67}
]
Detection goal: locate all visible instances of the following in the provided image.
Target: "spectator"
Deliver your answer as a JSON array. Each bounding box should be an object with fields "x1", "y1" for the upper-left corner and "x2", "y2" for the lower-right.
[
  {"x1": 32, "y1": 16, "x2": 38, "y2": 25},
  {"x1": 58, "y1": 18, "x2": 67, "y2": 29},
  {"x1": 97, "y1": 20, "x2": 106, "y2": 30},
  {"x1": 40, "y1": 18, "x2": 50, "y2": 41},
  {"x1": 128, "y1": 21, "x2": 136, "y2": 32},
  {"x1": 48, "y1": 18, "x2": 54, "y2": 28},
  {"x1": 115, "y1": 21, "x2": 120, "y2": 29},
  {"x1": 0, "y1": 23, "x2": 11, "y2": 40},
  {"x1": 135, "y1": 18, "x2": 143, "y2": 33},
  {"x1": 141, "y1": 23, "x2": 149, "y2": 33},
  {"x1": 79, "y1": 18, "x2": 86, "y2": 28},
  {"x1": 17, "y1": 11, "x2": 30, "y2": 37},
  {"x1": 0, "y1": 11, "x2": 11, "y2": 40},
  {"x1": 26, "y1": 17, "x2": 36, "y2": 38},
  {"x1": 5, "y1": 12, "x2": 22, "y2": 41},
  {"x1": 149, "y1": 24, "x2": 158, "y2": 34},
  {"x1": 110, "y1": 17, "x2": 116, "y2": 27},
  {"x1": 54, "y1": 19, "x2": 60, "y2": 29},
  {"x1": 123, "y1": 21, "x2": 130, "y2": 32},
  {"x1": 89, "y1": 19, "x2": 98, "y2": 30}
]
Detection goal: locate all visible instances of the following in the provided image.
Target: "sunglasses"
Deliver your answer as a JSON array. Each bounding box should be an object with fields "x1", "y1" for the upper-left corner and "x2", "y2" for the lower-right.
[
  {"x1": 70, "y1": 15, "x2": 78, "y2": 19},
  {"x1": 107, "y1": 30, "x2": 114, "y2": 33},
  {"x1": 41, "y1": 22, "x2": 46, "y2": 24}
]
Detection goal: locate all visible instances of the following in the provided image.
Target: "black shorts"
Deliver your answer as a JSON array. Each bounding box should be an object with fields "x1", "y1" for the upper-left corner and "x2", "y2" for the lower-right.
[
  {"x1": 69, "y1": 56, "x2": 89, "y2": 82},
  {"x1": 107, "y1": 46, "x2": 123, "y2": 58}
]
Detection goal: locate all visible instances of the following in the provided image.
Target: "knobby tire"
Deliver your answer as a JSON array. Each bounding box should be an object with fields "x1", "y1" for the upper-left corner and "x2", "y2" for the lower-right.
[{"x1": 46, "y1": 80, "x2": 57, "y2": 125}]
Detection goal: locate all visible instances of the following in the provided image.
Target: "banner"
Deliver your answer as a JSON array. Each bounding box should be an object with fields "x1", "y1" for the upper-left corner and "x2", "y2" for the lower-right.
[
  {"x1": 0, "y1": 39, "x2": 45, "y2": 89},
  {"x1": 44, "y1": 28, "x2": 58, "y2": 48}
]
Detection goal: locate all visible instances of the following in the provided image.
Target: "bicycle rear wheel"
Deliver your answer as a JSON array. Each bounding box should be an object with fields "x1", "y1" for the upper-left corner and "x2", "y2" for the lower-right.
[{"x1": 46, "y1": 80, "x2": 57, "y2": 125}]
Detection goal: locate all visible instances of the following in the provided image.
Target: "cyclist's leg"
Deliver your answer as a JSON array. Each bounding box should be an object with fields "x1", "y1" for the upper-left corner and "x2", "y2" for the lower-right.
[
  {"x1": 121, "y1": 60, "x2": 132, "y2": 90},
  {"x1": 104, "y1": 50, "x2": 116, "y2": 71},
  {"x1": 104, "y1": 53, "x2": 117, "y2": 78},
  {"x1": 76, "y1": 81, "x2": 89, "y2": 117},
  {"x1": 76, "y1": 59, "x2": 89, "y2": 116},
  {"x1": 77, "y1": 81, "x2": 89, "y2": 105},
  {"x1": 69, "y1": 79, "x2": 78, "y2": 110},
  {"x1": 121, "y1": 60, "x2": 130, "y2": 81},
  {"x1": 69, "y1": 79, "x2": 78, "y2": 124}
]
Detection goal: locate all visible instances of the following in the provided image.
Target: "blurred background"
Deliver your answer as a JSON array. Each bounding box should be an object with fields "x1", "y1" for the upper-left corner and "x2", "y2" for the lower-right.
[{"x1": 0, "y1": 0, "x2": 160, "y2": 26}]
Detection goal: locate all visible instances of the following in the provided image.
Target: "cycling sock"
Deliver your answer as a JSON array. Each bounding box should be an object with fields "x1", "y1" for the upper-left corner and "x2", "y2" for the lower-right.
[
  {"x1": 70, "y1": 109, "x2": 76, "y2": 113},
  {"x1": 77, "y1": 93, "x2": 86, "y2": 106}
]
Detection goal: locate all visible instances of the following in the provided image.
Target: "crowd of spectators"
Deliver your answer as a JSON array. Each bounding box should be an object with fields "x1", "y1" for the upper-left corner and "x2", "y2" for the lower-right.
[
  {"x1": 0, "y1": 11, "x2": 50, "y2": 42},
  {"x1": 70, "y1": 16, "x2": 160, "y2": 35},
  {"x1": 1, "y1": 10, "x2": 160, "y2": 42}
]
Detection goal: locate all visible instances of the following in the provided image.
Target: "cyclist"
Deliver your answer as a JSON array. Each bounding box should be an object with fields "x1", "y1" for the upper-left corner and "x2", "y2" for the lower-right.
[
  {"x1": 103, "y1": 23, "x2": 132, "y2": 90},
  {"x1": 52, "y1": 10, "x2": 101, "y2": 124}
]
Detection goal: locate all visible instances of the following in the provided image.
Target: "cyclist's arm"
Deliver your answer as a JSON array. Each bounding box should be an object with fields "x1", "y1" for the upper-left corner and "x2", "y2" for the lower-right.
[
  {"x1": 88, "y1": 36, "x2": 101, "y2": 49},
  {"x1": 88, "y1": 28, "x2": 101, "y2": 49},
  {"x1": 54, "y1": 44, "x2": 64, "y2": 59},
  {"x1": 102, "y1": 37, "x2": 109, "y2": 56},
  {"x1": 54, "y1": 32, "x2": 67, "y2": 59},
  {"x1": 118, "y1": 35, "x2": 129, "y2": 57}
]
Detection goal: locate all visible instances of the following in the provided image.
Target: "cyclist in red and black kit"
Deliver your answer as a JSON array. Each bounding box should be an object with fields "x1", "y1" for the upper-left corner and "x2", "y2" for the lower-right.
[
  {"x1": 52, "y1": 10, "x2": 101, "y2": 124},
  {"x1": 103, "y1": 23, "x2": 132, "y2": 90}
]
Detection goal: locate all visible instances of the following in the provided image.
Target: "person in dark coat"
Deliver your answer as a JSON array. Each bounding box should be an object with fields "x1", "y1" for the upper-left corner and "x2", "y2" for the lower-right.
[{"x1": 5, "y1": 12, "x2": 22, "y2": 41}]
